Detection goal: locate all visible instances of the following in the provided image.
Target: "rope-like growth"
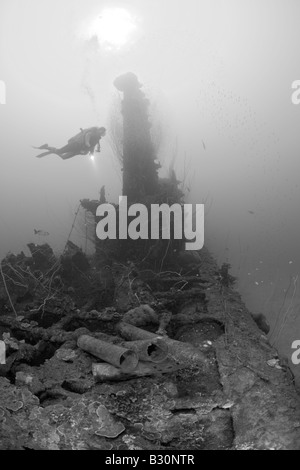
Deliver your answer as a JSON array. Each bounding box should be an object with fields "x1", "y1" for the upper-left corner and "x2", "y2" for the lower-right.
[
  {"x1": 64, "y1": 204, "x2": 81, "y2": 253},
  {"x1": 0, "y1": 261, "x2": 17, "y2": 317}
]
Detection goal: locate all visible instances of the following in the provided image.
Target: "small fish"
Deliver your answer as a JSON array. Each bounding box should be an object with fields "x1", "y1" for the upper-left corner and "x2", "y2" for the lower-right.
[
  {"x1": 248, "y1": 210, "x2": 255, "y2": 215},
  {"x1": 202, "y1": 140, "x2": 206, "y2": 150},
  {"x1": 34, "y1": 229, "x2": 50, "y2": 237}
]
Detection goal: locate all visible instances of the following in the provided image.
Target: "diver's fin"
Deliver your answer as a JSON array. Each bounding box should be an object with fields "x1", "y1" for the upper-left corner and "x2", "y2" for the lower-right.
[
  {"x1": 33, "y1": 144, "x2": 49, "y2": 150},
  {"x1": 36, "y1": 150, "x2": 53, "y2": 158},
  {"x1": 59, "y1": 152, "x2": 77, "y2": 160}
]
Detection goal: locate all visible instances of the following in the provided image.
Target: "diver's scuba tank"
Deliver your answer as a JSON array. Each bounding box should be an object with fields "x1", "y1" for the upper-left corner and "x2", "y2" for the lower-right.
[{"x1": 68, "y1": 127, "x2": 106, "y2": 151}]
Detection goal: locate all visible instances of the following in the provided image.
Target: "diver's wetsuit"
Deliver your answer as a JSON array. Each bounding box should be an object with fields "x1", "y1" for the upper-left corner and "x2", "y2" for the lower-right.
[{"x1": 34, "y1": 127, "x2": 106, "y2": 159}]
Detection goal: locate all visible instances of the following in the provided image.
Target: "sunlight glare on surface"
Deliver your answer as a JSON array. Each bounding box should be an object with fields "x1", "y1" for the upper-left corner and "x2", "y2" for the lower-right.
[{"x1": 88, "y1": 8, "x2": 137, "y2": 50}]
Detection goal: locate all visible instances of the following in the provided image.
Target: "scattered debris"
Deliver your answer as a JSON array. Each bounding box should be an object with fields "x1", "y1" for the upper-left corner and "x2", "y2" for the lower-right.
[
  {"x1": 55, "y1": 349, "x2": 77, "y2": 362},
  {"x1": 34, "y1": 230, "x2": 50, "y2": 237},
  {"x1": 267, "y1": 358, "x2": 283, "y2": 370},
  {"x1": 95, "y1": 405, "x2": 125, "y2": 439},
  {"x1": 251, "y1": 313, "x2": 270, "y2": 335},
  {"x1": 219, "y1": 263, "x2": 236, "y2": 288}
]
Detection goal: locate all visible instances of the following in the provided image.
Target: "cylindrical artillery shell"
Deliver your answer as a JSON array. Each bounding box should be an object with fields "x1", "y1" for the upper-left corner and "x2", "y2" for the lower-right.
[
  {"x1": 92, "y1": 360, "x2": 181, "y2": 382},
  {"x1": 123, "y1": 338, "x2": 168, "y2": 363},
  {"x1": 92, "y1": 363, "x2": 124, "y2": 381},
  {"x1": 77, "y1": 335, "x2": 138, "y2": 372},
  {"x1": 117, "y1": 322, "x2": 209, "y2": 368},
  {"x1": 92, "y1": 362, "x2": 154, "y2": 381},
  {"x1": 117, "y1": 322, "x2": 157, "y2": 341}
]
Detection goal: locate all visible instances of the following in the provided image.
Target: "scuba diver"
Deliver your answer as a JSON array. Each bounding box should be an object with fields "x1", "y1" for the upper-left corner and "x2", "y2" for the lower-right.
[{"x1": 34, "y1": 126, "x2": 106, "y2": 160}]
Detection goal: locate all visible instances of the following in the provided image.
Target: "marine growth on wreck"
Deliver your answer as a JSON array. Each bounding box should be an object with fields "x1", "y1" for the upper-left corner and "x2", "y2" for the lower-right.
[{"x1": 1, "y1": 1, "x2": 300, "y2": 452}]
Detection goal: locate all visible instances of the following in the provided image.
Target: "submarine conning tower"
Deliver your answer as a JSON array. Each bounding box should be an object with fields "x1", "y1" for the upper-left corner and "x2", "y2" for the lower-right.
[{"x1": 114, "y1": 72, "x2": 160, "y2": 203}]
